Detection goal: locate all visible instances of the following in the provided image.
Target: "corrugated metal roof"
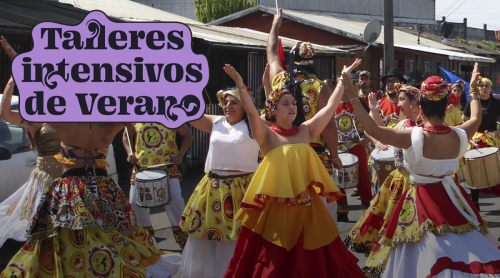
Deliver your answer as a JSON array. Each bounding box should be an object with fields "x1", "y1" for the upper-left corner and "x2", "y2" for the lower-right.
[
  {"x1": 58, "y1": 0, "x2": 201, "y2": 24},
  {"x1": 395, "y1": 44, "x2": 496, "y2": 63},
  {"x1": 0, "y1": 0, "x2": 94, "y2": 29},
  {"x1": 188, "y1": 24, "x2": 350, "y2": 55},
  {"x1": 210, "y1": 5, "x2": 495, "y2": 63}
]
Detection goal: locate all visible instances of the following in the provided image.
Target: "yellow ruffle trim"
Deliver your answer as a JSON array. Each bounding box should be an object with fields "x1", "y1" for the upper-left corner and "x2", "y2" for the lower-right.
[
  {"x1": 379, "y1": 218, "x2": 488, "y2": 247},
  {"x1": 54, "y1": 153, "x2": 110, "y2": 167}
]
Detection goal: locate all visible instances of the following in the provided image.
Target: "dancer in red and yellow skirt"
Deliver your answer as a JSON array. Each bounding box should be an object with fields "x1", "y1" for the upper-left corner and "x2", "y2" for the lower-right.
[
  {"x1": 266, "y1": 23, "x2": 341, "y2": 222},
  {"x1": 343, "y1": 68, "x2": 500, "y2": 278},
  {"x1": 221, "y1": 42, "x2": 366, "y2": 277},
  {"x1": 2, "y1": 123, "x2": 181, "y2": 278},
  {"x1": 344, "y1": 84, "x2": 421, "y2": 277},
  {"x1": 463, "y1": 76, "x2": 500, "y2": 207}
]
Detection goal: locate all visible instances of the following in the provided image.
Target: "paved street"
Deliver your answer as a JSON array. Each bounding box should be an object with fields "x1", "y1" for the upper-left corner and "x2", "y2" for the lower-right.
[{"x1": 1, "y1": 174, "x2": 500, "y2": 277}]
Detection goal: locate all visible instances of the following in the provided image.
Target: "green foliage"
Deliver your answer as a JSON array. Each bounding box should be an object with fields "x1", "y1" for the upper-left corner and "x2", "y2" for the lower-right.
[
  {"x1": 482, "y1": 40, "x2": 499, "y2": 52},
  {"x1": 454, "y1": 37, "x2": 466, "y2": 43},
  {"x1": 467, "y1": 41, "x2": 478, "y2": 47},
  {"x1": 195, "y1": 0, "x2": 257, "y2": 23}
]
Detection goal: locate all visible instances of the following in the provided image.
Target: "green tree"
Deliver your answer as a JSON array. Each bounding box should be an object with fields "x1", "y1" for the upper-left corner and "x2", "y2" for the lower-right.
[{"x1": 195, "y1": 0, "x2": 257, "y2": 23}]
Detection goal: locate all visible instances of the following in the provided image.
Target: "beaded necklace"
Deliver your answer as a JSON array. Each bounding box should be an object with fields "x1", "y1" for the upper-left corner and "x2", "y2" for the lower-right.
[
  {"x1": 271, "y1": 125, "x2": 300, "y2": 136},
  {"x1": 422, "y1": 125, "x2": 452, "y2": 135}
]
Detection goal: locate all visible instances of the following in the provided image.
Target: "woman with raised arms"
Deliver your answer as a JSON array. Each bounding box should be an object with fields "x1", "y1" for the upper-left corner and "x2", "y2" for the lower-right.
[
  {"x1": 341, "y1": 63, "x2": 500, "y2": 278},
  {"x1": 221, "y1": 59, "x2": 367, "y2": 277}
]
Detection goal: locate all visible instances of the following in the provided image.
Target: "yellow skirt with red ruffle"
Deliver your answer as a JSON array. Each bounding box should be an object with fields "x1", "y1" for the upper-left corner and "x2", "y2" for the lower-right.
[{"x1": 238, "y1": 143, "x2": 343, "y2": 251}]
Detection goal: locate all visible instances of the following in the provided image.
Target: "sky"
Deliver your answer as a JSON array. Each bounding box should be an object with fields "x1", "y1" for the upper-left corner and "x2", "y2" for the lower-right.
[{"x1": 436, "y1": 0, "x2": 500, "y2": 30}]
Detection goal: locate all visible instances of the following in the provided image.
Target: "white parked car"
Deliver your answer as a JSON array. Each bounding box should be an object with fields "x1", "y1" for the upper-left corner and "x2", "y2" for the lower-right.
[{"x1": 0, "y1": 94, "x2": 118, "y2": 202}]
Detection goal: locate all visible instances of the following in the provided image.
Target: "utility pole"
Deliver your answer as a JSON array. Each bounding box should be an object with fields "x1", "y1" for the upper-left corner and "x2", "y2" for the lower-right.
[{"x1": 384, "y1": 0, "x2": 394, "y2": 75}]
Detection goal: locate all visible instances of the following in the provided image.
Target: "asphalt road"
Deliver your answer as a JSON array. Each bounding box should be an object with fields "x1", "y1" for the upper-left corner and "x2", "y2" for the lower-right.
[{"x1": 1, "y1": 175, "x2": 500, "y2": 277}]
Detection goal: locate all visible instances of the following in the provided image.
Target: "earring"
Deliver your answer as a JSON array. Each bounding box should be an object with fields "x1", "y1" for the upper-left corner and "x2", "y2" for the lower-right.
[{"x1": 416, "y1": 114, "x2": 424, "y2": 126}]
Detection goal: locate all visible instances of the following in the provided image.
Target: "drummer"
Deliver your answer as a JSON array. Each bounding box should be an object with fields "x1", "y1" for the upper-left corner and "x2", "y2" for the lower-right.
[
  {"x1": 345, "y1": 83, "x2": 422, "y2": 276},
  {"x1": 123, "y1": 123, "x2": 193, "y2": 248},
  {"x1": 462, "y1": 76, "x2": 500, "y2": 210},
  {"x1": 335, "y1": 77, "x2": 372, "y2": 221}
]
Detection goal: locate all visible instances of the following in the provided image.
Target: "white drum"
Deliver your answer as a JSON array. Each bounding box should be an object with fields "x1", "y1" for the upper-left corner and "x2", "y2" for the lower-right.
[
  {"x1": 332, "y1": 153, "x2": 359, "y2": 189},
  {"x1": 371, "y1": 146, "x2": 396, "y2": 186},
  {"x1": 135, "y1": 169, "x2": 170, "y2": 208}
]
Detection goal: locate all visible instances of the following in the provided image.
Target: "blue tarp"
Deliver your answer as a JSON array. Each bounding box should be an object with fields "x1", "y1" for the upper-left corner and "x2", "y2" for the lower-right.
[{"x1": 439, "y1": 66, "x2": 500, "y2": 101}]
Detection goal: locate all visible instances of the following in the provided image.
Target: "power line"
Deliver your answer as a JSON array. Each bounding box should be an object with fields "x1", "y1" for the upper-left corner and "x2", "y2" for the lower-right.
[
  {"x1": 445, "y1": 0, "x2": 469, "y2": 19},
  {"x1": 436, "y1": 0, "x2": 461, "y2": 19}
]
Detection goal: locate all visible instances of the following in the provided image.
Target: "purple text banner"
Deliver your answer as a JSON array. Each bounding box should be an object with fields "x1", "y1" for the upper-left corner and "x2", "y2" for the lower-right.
[{"x1": 12, "y1": 11, "x2": 208, "y2": 128}]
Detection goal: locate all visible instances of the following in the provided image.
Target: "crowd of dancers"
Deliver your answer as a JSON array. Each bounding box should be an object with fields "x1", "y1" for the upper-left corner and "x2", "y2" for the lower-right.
[{"x1": 1, "y1": 9, "x2": 500, "y2": 278}]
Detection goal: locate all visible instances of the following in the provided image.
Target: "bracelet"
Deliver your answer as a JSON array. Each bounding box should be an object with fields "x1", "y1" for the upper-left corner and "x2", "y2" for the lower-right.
[
  {"x1": 470, "y1": 93, "x2": 480, "y2": 100},
  {"x1": 331, "y1": 157, "x2": 341, "y2": 162},
  {"x1": 237, "y1": 85, "x2": 247, "y2": 93},
  {"x1": 349, "y1": 97, "x2": 361, "y2": 104},
  {"x1": 469, "y1": 88, "x2": 479, "y2": 94}
]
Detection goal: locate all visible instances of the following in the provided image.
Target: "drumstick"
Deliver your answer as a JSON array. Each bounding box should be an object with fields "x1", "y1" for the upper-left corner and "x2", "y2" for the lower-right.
[
  {"x1": 275, "y1": 0, "x2": 279, "y2": 13},
  {"x1": 352, "y1": 121, "x2": 362, "y2": 141},
  {"x1": 125, "y1": 126, "x2": 134, "y2": 157}
]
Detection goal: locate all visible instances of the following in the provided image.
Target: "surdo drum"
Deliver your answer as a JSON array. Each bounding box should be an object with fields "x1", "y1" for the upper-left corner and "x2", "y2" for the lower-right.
[
  {"x1": 463, "y1": 147, "x2": 500, "y2": 189},
  {"x1": 135, "y1": 169, "x2": 170, "y2": 208},
  {"x1": 371, "y1": 146, "x2": 396, "y2": 186},
  {"x1": 332, "y1": 153, "x2": 359, "y2": 189}
]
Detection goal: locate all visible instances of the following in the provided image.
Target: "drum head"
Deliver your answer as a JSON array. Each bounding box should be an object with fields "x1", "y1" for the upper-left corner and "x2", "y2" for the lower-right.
[
  {"x1": 136, "y1": 169, "x2": 168, "y2": 180},
  {"x1": 371, "y1": 146, "x2": 395, "y2": 161},
  {"x1": 464, "y1": 147, "x2": 499, "y2": 160},
  {"x1": 339, "y1": 153, "x2": 358, "y2": 166}
]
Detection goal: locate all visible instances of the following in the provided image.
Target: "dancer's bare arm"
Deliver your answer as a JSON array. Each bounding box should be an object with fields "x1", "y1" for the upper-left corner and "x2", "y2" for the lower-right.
[
  {"x1": 342, "y1": 72, "x2": 412, "y2": 149},
  {"x1": 304, "y1": 59, "x2": 362, "y2": 141},
  {"x1": 224, "y1": 64, "x2": 269, "y2": 146},
  {"x1": 459, "y1": 62, "x2": 482, "y2": 140},
  {"x1": 267, "y1": 9, "x2": 285, "y2": 79}
]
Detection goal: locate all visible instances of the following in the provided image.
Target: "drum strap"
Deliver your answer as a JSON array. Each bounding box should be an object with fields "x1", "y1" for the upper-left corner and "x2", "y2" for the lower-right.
[{"x1": 208, "y1": 171, "x2": 250, "y2": 180}]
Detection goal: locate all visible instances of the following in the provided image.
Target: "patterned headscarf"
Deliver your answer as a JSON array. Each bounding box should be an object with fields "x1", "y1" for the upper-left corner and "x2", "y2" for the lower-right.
[
  {"x1": 478, "y1": 77, "x2": 493, "y2": 87},
  {"x1": 394, "y1": 83, "x2": 421, "y2": 99},
  {"x1": 216, "y1": 89, "x2": 240, "y2": 107},
  {"x1": 452, "y1": 79, "x2": 466, "y2": 90},
  {"x1": 292, "y1": 42, "x2": 316, "y2": 66},
  {"x1": 265, "y1": 87, "x2": 292, "y2": 119},
  {"x1": 420, "y1": 76, "x2": 450, "y2": 101}
]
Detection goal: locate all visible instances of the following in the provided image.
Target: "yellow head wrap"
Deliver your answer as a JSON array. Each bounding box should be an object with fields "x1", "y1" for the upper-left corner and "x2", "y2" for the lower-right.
[
  {"x1": 216, "y1": 89, "x2": 240, "y2": 107},
  {"x1": 478, "y1": 77, "x2": 492, "y2": 87}
]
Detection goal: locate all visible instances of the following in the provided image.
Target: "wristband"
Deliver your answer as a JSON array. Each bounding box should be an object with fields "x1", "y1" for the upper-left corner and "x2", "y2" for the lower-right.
[{"x1": 237, "y1": 85, "x2": 247, "y2": 93}]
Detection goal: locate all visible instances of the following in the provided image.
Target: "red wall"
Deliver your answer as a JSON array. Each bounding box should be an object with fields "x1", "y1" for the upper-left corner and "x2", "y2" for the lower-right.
[{"x1": 220, "y1": 11, "x2": 362, "y2": 46}]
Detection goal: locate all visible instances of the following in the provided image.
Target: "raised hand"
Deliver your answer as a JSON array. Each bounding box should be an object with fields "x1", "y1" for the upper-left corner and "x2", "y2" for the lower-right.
[
  {"x1": 262, "y1": 63, "x2": 270, "y2": 86},
  {"x1": 0, "y1": 36, "x2": 17, "y2": 60},
  {"x1": 223, "y1": 64, "x2": 244, "y2": 88},
  {"x1": 341, "y1": 70, "x2": 358, "y2": 99},
  {"x1": 342, "y1": 58, "x2": 362, "y2": 76},
  {"x1": 273, "y1": 8, "x2": 283, "y2": 28},
  {"x1": 470, "y1": 62, "x2": 480, "y2": 89},
  {"x1": 368, "y1": 91, "x2": 381, "y2": 111}
]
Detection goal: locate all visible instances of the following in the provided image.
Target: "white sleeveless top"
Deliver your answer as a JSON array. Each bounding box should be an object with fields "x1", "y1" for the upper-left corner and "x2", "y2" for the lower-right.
[
  {"x1": 205, "y1": 116, "x2": 260, "y2": 173},
  {"x1": 403, "y1": 127, "x2": 480, "y2": 226},
  {"x1": 403, "y1": 126, "x2": 468, "y2": 177}
]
